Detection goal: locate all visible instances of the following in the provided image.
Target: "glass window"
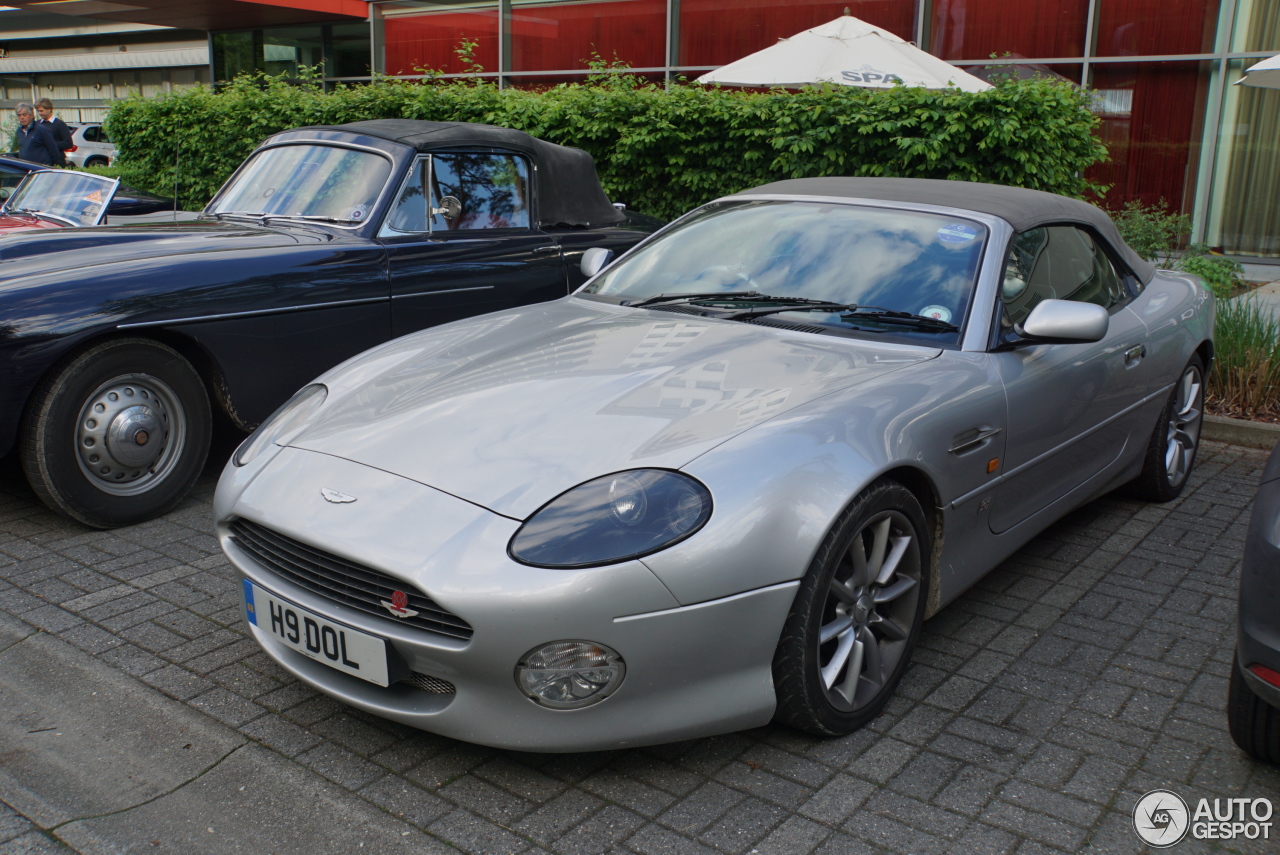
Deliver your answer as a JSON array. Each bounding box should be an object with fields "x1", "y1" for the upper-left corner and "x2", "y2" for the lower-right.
[
  {"x1": 385, "y1": 153, "x2": 531, "y2": 233},
  {"x1": 584, "y1": 200, "x2": 987, "y2": 344},
  {"x1": 1094, "y1": 0, "x2": 1219, "y2": 57},
  {"x1": 0, "y1": 166, "x2": 27, "y2": 194},
  {"x1": 82, "y1": 126, "x2": 99, "y2": 142},
  {"x1": 1086, "y1": 61, "x2": 1210, "y2": 213},
  {"x1": 680, "y1": 0, "x2": 915, "y2": 68},
  {"x1": 1206, "y1": 58, "x2": 1280, "y2": 255},
  {"x1": 432, "y1": 153, "x2": 531, "y2": 230},
  {"x1": 512, "y1": 0, "x2": 664, "y2": 73},
  {"x1": 1000, "y1": 227, "x2": 1128, "y2": 326},
  {"x1": 1232, "y1": 0, "x2": 1280, "y2": 52},
  {"x1": 384, "y1": 7, "x2": 500, "y2": 76},
  {"x1": 929, "y1": 0, "x2": 1088, "y2": 62},
  {"x1": 4, "y1": 171, "x2": 118, "y2": 227},
  {"x1": 211, "y1": 144, "x2": 391, "y2": 222}
]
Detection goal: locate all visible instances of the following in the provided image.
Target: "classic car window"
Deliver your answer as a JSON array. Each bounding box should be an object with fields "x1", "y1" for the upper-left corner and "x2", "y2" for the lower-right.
[
  {"x1": 211, "y1": 144, "x2": 390, "y2": 223},
  {"x1": 583, "y1": 199, "x2": 987, "y2": 343},
  {"x1": 0, "y1": 166, "x2": 24, "y2": 195},
  {"x1": 432, "y1": 153, "x2": 530, "y2": 230},
  {"x1": 3, "y1": 170, "x2": 116, "y2": 226},
  {"x1": 384, "y1": 153, "x2": 531, "y2": 234},
  {"x1": 1000, "y1": 226, "x2": 1128, "y2": 325}
]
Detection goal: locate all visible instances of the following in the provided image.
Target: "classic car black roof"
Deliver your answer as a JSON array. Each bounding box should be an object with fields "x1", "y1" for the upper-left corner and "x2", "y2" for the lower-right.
[
  {"x1": 738, "y1": 177, "x2": 1155, "y2": 284},
  {"x1": 296, "y1": 119, "x2": 625, "y2": 229}
]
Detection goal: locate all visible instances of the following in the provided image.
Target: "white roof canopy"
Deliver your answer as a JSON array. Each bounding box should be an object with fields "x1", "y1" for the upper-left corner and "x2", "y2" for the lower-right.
[{"x1": 696, "y1": 16, "x2": 991, "y2": 93}]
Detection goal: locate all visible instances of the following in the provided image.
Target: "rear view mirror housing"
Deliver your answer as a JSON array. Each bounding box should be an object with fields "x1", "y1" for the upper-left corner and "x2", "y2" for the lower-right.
[
  {"x1": 1016, "y1": 299, "x2": 1109, "y2": 344},
  {"x1": 580, "y1": 247, "x2": 615, "y2": 279}
]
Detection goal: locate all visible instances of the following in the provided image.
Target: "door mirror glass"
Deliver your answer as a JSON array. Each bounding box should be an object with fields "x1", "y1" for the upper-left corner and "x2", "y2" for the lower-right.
[{"x1": 1018, "y1": 299, "x2": 1109, "y2": 344}]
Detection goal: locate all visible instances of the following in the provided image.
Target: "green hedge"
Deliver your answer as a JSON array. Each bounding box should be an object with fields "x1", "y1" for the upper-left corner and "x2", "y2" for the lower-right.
[{"x1": 105, "y1": 73, "x2": 1108, "y2": 218}]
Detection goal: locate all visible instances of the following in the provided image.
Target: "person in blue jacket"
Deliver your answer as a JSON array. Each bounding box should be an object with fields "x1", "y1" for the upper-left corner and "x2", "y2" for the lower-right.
[{"x1": 14, "y1": 103, "x2": 60, "y2": 166}]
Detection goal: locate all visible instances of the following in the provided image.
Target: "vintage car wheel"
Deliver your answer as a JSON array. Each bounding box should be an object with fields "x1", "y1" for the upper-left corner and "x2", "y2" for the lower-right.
[
  {"x1": 20, "y1": 338, "x2": 211, "y2": 529},
  {"x1": 773, "y1": 480, "x2": 930, "y2": 736},
  {"x1": 1228, "y1": 654, "x2": 1280, "y2": 764},
  {"x1": 1128, "y1": 354, "x2": 1204, "y2": 502}
]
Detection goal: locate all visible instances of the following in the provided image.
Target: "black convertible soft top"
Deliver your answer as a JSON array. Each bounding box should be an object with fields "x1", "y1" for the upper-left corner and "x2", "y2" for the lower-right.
[
  {"x1": 738, "y1": 177, "x2": 1154, "y2": 284},
  {"x1": 299, "y1": 119, "x2": 625, "y2": 229}
]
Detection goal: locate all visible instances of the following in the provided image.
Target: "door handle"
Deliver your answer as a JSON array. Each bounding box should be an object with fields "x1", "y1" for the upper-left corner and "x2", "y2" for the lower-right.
[
  {"x1": 533, "y1": 245, "x2": 562, "y2": 255},
  {"x1": 1124, "y1": 344, "x2": 1145, "y2": 367}
]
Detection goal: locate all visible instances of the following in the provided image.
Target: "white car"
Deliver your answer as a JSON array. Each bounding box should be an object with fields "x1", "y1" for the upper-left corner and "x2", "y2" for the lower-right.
[{"x1": 65, "y1": 122, "x2": 116, "y2": 168}]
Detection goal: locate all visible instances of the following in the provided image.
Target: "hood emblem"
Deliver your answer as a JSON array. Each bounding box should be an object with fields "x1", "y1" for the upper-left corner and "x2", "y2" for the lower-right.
[
  {"x1": 381, "y1": 590, "x2": 419, "y2": 619},
  {"x1": 321, "y1": 488, "x2": 357, "y2": 504}
]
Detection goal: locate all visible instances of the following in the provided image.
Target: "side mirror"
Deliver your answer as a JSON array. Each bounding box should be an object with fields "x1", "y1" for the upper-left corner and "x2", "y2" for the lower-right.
[
  {"x1": 580, "y1": 247, "x2": 615, "y2": 279},
  {"x1": 431, "y1": 195, "x2": 462, "y2": 220},
  {"x1": 1017, "y1": 299, "x2": 1108, "y2": 344}
]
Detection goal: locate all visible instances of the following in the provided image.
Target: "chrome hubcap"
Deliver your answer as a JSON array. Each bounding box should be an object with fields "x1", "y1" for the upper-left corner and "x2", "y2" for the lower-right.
[
  {"x1": 1164, "y1": 365, "x2": 1203, "y2": 488},
  {"x1": 76, "y1": 375, "x2": 186, "y2": 496},
  {"x1": 819, "y1": 510, "x2": 921, "y2": 712}
]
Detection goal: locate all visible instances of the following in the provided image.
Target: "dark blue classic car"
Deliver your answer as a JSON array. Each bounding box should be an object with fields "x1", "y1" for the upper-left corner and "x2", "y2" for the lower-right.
[{"x1": 0, "y1": 120, "x2": 661, "y2": 528}]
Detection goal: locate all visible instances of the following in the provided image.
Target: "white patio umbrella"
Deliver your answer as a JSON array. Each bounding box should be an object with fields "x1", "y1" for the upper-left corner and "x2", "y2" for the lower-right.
[
  {"x1": 695, "y1": 15, "x2": 991, "y2": 93},
  {"x1": 1237, "y1": 54, "x2": 1280, "y2": 89}
]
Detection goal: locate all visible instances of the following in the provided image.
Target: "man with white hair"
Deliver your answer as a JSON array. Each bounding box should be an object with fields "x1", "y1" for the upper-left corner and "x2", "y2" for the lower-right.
[{"x1": 14, "y1": 102, "x2": 59, "y2": 165}]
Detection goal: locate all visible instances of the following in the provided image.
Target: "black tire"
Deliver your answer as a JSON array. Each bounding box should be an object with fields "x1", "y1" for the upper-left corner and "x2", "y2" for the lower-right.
[
  {"x1": 773, "y1": 480, "x2": 930, "y2": 736},
  {"x1": 1228, "y1": 654, "x2": 1280, "y2": 764},
  {"x1": 19, "y1": 338, "x2": 211, "y2": 529},
  {"x1": 85, "y1": 156, "x2": 109, "y2": 168},
  {"x1": 1127, "y1": 354, "x2": 1204, "y2": 502}
]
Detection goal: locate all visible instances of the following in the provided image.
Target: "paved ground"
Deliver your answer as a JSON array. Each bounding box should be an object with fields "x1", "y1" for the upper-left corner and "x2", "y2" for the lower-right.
[{"x1": 1, "y1": 439, "x2": 1279, "y2": 854}]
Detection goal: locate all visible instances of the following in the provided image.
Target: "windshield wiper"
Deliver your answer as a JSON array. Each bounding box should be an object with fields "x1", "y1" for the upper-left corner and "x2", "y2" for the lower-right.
[
  {"x1": 629, "y1": 291, "x2": 762, "y2": 307},
  {"x1": 841, "y1": 306, "x2": 959, "y2": 332},
  {"x1": 261, "y1": 214, "x2": 363, "y2": 224}
]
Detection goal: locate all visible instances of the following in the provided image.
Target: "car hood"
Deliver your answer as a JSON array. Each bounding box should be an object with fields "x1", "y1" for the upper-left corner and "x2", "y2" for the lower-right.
[
  {"x1": 0, "y1": 219, "x2": 309, "y2": 272},
  {"x1": 0, "y1": 213, "x2": 62, "y2": 234},
  {"x1": 291, "y1": 299, "x2": 940, "y2": 519}
]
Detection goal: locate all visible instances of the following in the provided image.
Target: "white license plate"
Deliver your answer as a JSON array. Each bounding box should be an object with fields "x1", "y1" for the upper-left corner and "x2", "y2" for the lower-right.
[{"x1": 243, "y1": 580, "x2": 391, "y2": 687}]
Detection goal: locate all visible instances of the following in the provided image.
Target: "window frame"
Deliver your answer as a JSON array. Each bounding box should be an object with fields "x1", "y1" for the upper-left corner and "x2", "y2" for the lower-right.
[
  {"x1": 378, "y1": 149, "x2": 535, "y2": 238},
  {"x1": 990, "y1": 222, "x2": 1141, "y2": 350}
]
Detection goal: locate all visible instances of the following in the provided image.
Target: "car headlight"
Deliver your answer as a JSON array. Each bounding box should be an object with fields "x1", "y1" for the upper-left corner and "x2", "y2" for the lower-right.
[
  {"x1": 232, "y1": 384, "x2": 327, "y2": 467},
  {"x1": 515, "y1": 641, "x2": 625, "y2": 709},
  {"x1": 509, "y1": 469, "x2": 712, "y2": 568}
]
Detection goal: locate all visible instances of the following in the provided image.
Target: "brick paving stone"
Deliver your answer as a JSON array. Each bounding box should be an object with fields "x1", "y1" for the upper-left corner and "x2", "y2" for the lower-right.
[
  {"x1": 359, "y1": 774, "x2": 453, "y2": 828},
  {"x1": 3, "y1": 443, "x2": 1280, "y2": 855},
  {"x1": 554, "y1": 804, "x2": 644, "y2": 854}
]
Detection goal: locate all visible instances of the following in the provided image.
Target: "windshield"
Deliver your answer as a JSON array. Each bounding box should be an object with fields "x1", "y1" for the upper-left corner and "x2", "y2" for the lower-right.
[
  {"x1": 3, "y1": 171, "x2": 118, "y2": 227},
  {"x1": 210, "y1": 143, "x2": 391, "y2": 223},
  {"x1": 583, "y1": 200, "x2": 989, "y2": 343}
]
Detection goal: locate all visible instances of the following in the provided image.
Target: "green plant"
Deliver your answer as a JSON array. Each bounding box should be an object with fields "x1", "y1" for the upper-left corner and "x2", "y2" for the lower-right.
[
  {"x1": 104, "y1": 72, "x2": 1108, "y2": 215},
  {"x1": 1210, "y1": 296, "x2": 1280, "y2": 415},
  {"x1": 1110, "y1": 199, "x2": 1190, "y2": 265},
  {"x1": 1179, "y1": 244, "x2": 1245, "y2": 300}
]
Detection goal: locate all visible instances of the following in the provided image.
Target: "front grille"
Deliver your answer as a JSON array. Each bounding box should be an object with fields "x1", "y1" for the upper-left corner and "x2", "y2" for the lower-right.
[
  {"x1": 401, "y1": 672, "x2": 456, "y2": 694},
  {"x1": 230, "y1": 518, "x2": 473, "y2": 641}
]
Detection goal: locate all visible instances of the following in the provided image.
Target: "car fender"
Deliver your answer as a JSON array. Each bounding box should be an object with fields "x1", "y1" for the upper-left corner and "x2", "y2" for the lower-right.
[{"x1": 645, "y1": 350, "x2": 1008, "y2": 608}]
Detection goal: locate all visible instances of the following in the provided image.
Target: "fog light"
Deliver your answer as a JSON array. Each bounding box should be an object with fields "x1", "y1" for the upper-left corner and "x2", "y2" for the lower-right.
[{"x1": 515, "y1": 641, "x2": 625, "y2": 709}]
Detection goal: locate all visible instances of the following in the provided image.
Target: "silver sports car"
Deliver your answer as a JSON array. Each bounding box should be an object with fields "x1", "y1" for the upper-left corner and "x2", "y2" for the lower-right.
[{"x1": 215, "y1": 178, "x2": 1213, "y2": 751}]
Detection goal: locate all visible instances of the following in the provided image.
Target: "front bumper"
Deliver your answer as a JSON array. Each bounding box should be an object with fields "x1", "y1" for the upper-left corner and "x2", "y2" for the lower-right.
[
  {"x1": 1238, "y1": 470, "x2": 1280, "y2": 710},
  {"x1": 216, "y1": 447, "x2": 793, "y2": 751}
]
